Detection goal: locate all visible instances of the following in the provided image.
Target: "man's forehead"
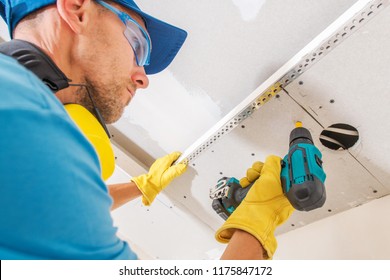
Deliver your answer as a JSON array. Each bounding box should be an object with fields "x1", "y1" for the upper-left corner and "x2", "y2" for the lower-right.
[{"x1": 108, "y1": 1, "x2": 147, "y2": 31}]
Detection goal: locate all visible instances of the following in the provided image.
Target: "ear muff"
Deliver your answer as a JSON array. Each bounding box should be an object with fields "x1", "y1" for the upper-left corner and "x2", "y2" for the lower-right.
[{"x1": 64, "y1": 104, "x2": 115, "y2": 181}]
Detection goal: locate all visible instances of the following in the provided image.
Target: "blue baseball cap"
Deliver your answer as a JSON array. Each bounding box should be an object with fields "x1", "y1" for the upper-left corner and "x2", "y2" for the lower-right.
[{"x1": 0, "y1": 0, "x2": 187, "y2": 74}]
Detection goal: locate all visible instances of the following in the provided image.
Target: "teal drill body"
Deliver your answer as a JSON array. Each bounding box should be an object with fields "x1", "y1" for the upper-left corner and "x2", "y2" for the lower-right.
[
  {"x1": 280, "y1": 127, "x2": 326, "y2": 211},
  {"x1": 210, "y1": 126, "x2": 327, "y2": 220}
]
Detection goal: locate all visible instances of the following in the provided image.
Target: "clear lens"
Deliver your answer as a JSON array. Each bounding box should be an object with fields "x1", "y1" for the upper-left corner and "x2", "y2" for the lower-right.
[
  {"x1": 96, "y1": 0, "x2": 151, "y2": 67},
  {"x1": 124, "y1": 19, "x2": 151, "y2": 66}
]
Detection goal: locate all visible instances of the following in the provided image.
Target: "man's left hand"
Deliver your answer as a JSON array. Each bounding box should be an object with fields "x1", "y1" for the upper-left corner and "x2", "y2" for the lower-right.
[{"x1": 131, "y1": 152, "x2": 187, "y2": 205}]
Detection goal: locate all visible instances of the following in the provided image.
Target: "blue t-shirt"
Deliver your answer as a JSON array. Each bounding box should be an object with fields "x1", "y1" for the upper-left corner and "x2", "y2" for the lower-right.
[{"x1": 0, "y1": 54, "x2": 137, "y2": 260}]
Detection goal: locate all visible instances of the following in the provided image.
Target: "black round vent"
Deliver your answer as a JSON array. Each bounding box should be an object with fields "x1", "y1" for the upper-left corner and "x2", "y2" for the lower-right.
[{"x1": 320, "y1": 123, "x2": 359, "y2": 150}]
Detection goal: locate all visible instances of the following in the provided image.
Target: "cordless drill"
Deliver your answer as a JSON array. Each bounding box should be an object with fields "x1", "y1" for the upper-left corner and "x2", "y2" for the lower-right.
[{"x1": 210, "y1": 123, "x2": 326, "y2": 220}]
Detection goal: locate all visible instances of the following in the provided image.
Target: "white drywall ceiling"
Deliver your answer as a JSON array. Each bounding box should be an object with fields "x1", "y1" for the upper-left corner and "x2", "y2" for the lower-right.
[
  {"x1": 112, "y1": 0, "x2": 358, "y2": 163},
  {"x1": 285, "y1": 6, "x2": 390, "y2": 186}
]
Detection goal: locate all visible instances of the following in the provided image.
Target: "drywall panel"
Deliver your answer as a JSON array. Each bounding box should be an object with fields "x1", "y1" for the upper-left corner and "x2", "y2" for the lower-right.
[
  {"x1": 113, "y1": 0, "x2": 357, "y2": 161},
  {"x1": 284, "y1": 3, "x2": 390, "y2": 186},
  {"x1": 162, "y1": 91, "x2": 388, "y2": 236}
]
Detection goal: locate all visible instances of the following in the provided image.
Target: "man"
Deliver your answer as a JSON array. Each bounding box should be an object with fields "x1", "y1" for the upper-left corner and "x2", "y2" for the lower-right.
[{"x1": 0, "y1": 0, "x2": 293, "y2": 260}]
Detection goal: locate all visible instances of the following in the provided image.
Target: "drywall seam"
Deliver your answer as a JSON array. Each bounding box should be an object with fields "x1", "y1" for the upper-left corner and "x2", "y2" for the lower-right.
[
  {"x1": 283, "y1": 84, "x2": 387, "y2": 190},
  {"x1": 347, "y1": 152, "x2": 387, "y2": 187}
]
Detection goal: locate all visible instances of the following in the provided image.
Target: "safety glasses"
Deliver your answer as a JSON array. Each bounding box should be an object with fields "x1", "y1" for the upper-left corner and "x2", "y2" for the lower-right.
[{"x1": 96, "y1": 0, "x2": 152, "y2": 67}]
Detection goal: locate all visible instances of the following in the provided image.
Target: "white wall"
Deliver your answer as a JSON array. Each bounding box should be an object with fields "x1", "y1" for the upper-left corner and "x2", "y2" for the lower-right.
[{"x1": 275, "y1": 195, "x2": 390, "y2": 259}]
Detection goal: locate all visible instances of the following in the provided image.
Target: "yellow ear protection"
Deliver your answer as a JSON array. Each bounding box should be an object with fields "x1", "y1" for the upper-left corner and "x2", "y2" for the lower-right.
[
  {"x1": 65, "y1": 104, "x2": 115, "y2": 181},
  {"x1": 0, "y1": 40, "x2": 115, "y2": 180}
]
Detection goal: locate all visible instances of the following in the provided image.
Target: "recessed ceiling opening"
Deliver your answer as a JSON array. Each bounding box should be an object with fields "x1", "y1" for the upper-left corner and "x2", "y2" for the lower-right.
[{"x1": 319, "y1": 123, "x2": 359, "y2": 150}]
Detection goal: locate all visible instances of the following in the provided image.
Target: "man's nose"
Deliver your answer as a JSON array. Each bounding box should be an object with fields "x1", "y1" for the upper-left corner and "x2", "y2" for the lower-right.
[{"x1": 131, "y1": 67, "x2": 149, "y2": 89}]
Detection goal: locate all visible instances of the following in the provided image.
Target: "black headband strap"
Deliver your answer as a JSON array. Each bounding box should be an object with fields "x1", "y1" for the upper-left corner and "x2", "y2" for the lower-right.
[{"x1": 0, "y1": 39, "x2": 70, "y2": 92}]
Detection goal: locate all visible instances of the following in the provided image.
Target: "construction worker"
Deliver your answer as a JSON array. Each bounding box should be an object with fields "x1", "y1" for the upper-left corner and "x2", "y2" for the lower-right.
[{"x1": 0, "y1": 0, "x2": 293, "y2": 260}]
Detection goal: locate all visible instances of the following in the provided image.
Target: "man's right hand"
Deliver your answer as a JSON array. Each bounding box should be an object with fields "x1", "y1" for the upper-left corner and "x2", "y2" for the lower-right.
[{"x1": 215, "y1": 155, "x2": 294, "y2": 259}]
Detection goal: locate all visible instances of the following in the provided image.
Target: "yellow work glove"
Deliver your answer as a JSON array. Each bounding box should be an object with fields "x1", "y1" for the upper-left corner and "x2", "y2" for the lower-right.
[
  {"x1": 131, "y1": 152, "x2": 187, "y2": 206},
  {"x1": 215, "y1": 155, "x2": 294, "y2": 259}
]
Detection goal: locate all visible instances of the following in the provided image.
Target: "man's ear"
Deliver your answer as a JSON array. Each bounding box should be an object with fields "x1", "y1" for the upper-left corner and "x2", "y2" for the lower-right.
[{"x1": 56, "y1": 0, "x2": 93, "y2": 34}]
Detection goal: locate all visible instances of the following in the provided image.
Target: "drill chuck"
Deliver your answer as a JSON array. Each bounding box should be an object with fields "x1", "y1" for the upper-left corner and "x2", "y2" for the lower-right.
[{"x1": 289, "y1": 127, "x2": 313, "y2": 145}]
